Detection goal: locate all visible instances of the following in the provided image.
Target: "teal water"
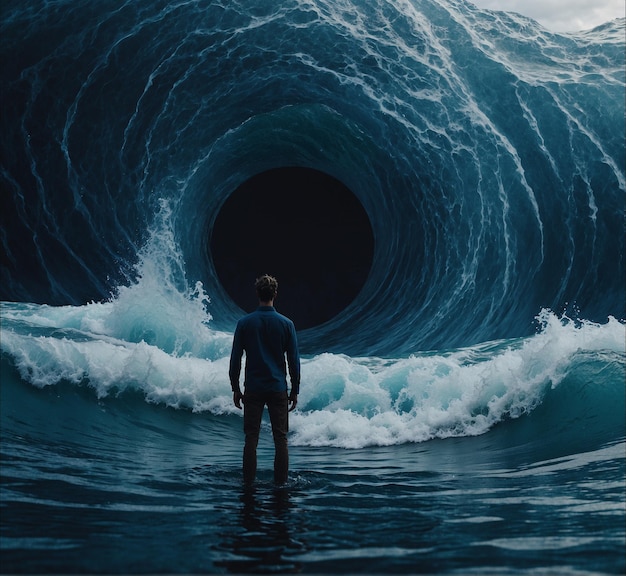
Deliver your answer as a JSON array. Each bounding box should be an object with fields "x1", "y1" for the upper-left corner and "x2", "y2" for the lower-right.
[
  {"x1": 1, "y1": 0, "x2": 625, "y2": 573},
  {"x1": 1, "y1": 315, "x2": 624, "y2": 574}
]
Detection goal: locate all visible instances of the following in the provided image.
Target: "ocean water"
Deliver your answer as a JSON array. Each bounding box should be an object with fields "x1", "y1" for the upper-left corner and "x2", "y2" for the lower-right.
[{"x1": 1, "y1": 0, "x2": 625, "y2": 574}]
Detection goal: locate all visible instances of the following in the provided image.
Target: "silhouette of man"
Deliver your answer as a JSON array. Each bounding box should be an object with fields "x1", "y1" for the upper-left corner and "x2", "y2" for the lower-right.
[{"x1": 229, "y1": 274, "x2": 300, "y2": 485}]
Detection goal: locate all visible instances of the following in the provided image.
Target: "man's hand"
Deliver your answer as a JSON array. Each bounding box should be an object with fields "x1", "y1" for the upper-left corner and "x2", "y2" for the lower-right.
[
  {"x1": 288, "y1": 392, "x2": 298, "y2": 412},
  {"x1": 233, "y1": 389, "x2": 243, "y2": 409}
]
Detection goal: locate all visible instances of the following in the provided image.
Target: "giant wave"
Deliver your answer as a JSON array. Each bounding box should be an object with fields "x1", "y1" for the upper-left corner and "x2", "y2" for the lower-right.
[{"x1": 1, "y1": 0, "x2": 624, "y2": 440}]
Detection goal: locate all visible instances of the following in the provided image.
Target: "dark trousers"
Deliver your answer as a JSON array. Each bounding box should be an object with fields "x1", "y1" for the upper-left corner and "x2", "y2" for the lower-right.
[{"x1": 243, "y1": 391, "x2": 289, "y2": 485}]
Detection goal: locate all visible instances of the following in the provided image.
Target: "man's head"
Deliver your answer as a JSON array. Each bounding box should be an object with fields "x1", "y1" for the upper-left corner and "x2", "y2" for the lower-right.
[{"x1": 255, "y1": 274, "x2": 278, "y2": 303}]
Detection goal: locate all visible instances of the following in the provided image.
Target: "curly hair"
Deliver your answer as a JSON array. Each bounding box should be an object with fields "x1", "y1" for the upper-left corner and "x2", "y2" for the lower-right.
[{"x1": 255, "y1": 274, "x2": 278, "y2": 302}]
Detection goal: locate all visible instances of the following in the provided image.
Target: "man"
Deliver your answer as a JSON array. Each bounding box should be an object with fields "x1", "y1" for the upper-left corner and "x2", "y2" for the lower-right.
[{"x1": 229, "y1": 274, "x2": 300, "y2": 485}]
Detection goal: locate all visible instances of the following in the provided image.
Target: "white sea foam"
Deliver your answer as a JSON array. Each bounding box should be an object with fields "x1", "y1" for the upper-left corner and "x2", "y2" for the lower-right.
[
  {"x1": 292, "y1": 311, "x2": 625, "y2": 447},
  {"x1": 3, "y1": 292, "x2": 623, "y2": 448}
]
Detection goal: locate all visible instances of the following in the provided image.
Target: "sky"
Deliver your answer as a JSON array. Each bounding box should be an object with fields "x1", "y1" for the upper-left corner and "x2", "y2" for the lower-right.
[{"x1": 470, "y1": 0, "x2": 625, "y2": 32}]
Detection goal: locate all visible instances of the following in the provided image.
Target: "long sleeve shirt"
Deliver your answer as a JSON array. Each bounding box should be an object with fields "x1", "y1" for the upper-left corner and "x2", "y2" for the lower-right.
[{"x1": 229, "y1": 306, "x2": 300, "y2": 395}]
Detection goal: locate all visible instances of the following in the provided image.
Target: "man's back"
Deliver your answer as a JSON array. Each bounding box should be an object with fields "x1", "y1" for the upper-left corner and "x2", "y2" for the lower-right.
[
  {"x1": 228, "y1": 274, "x2": 300, "y2": 485},
  {"x1": 229, "y1": 306, "x2": 300, "y2": 394}
]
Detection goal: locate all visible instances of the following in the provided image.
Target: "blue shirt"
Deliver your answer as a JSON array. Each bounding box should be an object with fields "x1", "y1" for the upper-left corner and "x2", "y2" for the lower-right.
[{"x1": 229, "y1": 306, "x2": 300, "y2": 395}]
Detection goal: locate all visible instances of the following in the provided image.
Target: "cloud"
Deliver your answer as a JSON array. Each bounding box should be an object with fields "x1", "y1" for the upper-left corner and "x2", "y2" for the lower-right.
[{"x1": 470, "y1": 0, "x2": 625, "y2": 31}]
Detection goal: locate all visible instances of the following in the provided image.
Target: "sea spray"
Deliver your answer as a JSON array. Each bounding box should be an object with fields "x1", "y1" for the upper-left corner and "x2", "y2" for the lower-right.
[
  {"x1": 98, "y1": 199, "x2": 217, "y2": 355},
  {"x1": 2, "y1": 200, "x2": 232, "y2": 363}
]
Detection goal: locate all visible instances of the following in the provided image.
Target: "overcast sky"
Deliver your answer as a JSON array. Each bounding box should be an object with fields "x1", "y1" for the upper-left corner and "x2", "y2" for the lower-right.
[{"x1": 470, "y1": 0, "x2": 625, "y2": 32}]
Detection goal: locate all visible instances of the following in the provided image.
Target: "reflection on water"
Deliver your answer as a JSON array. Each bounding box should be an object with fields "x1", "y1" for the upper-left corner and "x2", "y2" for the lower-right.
[{"x1": 216, "y1": 486, "x2": 305, "y2": 573}]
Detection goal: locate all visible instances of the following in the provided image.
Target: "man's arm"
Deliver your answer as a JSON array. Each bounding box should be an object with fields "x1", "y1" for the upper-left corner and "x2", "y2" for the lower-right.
[
  {"x1": 229, "y1": 324, "x2": 244, "y2": 409},
  {"x1": 286, "y1": 322, "x2": 300, "y2": 412}
]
